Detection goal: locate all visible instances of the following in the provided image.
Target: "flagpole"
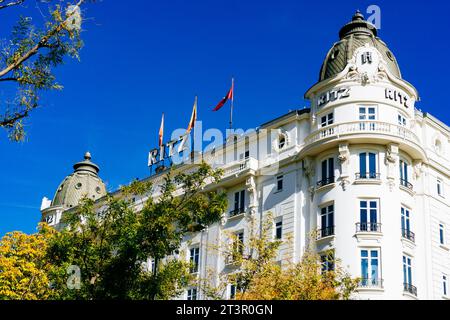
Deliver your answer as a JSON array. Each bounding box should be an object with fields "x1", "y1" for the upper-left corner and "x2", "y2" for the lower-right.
[
  {"x1": 192, "y1": 96, "x2": 197, "y2": 164},
  {"x1": 229, "y1": 77, "x2": 234, "y2": 130}
]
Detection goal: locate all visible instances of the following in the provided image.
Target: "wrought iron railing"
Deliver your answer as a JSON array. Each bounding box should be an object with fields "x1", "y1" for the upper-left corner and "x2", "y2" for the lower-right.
[
  {"x1": 355, "y1": 172, "x2": 381, "y2": 180},
  {"x1": 403, "y1": 283, "x2": 418, "y2": 296},
  {"x1": 356, "y1": 222, "x2": 382, "y2": 233},
  {"x1": 401, "y1": 229, "x2": 416, "y2": 243},
  {"x1": 317, "y1": 226, "x2": 335, "y2": 239},
  {"x1": 359, "y1": 278, "x2": 384, "y2": 289},
  {"x1": 316, "y1": 176, "x2": 335, "y2": 188}
]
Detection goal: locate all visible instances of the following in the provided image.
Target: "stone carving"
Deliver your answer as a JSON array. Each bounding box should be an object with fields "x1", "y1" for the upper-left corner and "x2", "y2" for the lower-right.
[
  {"x1": 338, "y1": 143, "x2": 351, "y2": 190},
  {"x1": 385, "y1": 144, "x2": 399, "y2": 191},
  {"x1": 246, "y1": 176, "x2": 258, "y2": 215},
  {"x1": 413, "y1": 161, "x2": 423, "y2": 180}
]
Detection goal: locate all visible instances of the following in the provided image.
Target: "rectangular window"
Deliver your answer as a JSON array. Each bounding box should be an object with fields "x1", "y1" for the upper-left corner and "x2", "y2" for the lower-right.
[
  {"x1": 401, "y1": 207, "x2": 414, "y2": 242},
  {"x1": 321, "y1": 113, "x2": 334, "y2": 127},
  {"x1": 189, "y1": 247, "x2": 200, "y2": 273},
  {"x1": 359, "y1": 200, "x2": 379, "y2": 232},
  {"x1": 276, "y1": 175, "x2": 284, "y2": 192},
  {"x1": 443, "y1": 275, "x2": 448, "y2": 297},
  {"x1": 359, "y1": 106, "x2": 376, "y2": 130},
  {"x1": 231, "y1": 190, "x2": 245, "y2": 216},
  {"x1": 275, "y1": 220, "x2": 283, "y2": 240},
  {"x1": 319, "y1": 157, "x2": 334, "y2": 186},
  {"x1": 358, "y1": 152, "x2": 377, "y2": 179},
  {"x1": 403, "y1": 255, "x2": 413, "y2": 286},
  {"x1": 437, "y1": 179, "x2": 443, "y2": 197},
  {"x1": 399, "y1": 160, "x2": 410, "y2": 187},
  {"x1": 187, "y1": 288, "x2": 198, "y2": 300},
  {"x1": 233, "y1": 231, "x2": 244, "y2": 257},
  {"x1": 360, "y1": 249, "x2": 380, "y2": 287},
  {"x1": 398, "y1": 114, "x2": 407, "y2": 126},
  {"x1": 229, "y1": 284, "x2": 237, "y2": 299},
  {"x1": 440, "y1": 224, "x2": 445, "y2": 245},
  {"x1": 321, "y1": 251, "x2": 335, "y2": 273},
  {"x1": 320, "y1": 204, "x2": 334, "y2": 238}
]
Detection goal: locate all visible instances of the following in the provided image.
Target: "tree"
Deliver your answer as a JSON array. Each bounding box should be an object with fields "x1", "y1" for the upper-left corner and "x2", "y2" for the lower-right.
[
  {"x1": 0, "y1": 0, "x2": 88, "y2": 141},
  {"x1": 201, "y1": 214, "x2": 359, "y2": 300},
  {"x1": 0, "y1": 223, "x2": 57, "y2": 300},
  {"x1": 47, "y1": 162, "x2": 228, "y2": 300}
]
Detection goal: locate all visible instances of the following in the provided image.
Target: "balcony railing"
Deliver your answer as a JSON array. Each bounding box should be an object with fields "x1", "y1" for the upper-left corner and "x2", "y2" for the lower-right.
[
  {"x1": 317, "y1": 226, "x2": 335, "y2": 239},
  {"x1": 403, "y1": 283, "x2": 418, "y2": 296},
  {"x1": 229, "y1": 208, "x2": 245, "y2": 217},
  {"x1": 359, "y1": 278, "x2": 384, "y2": 289},
  {"x1": 355, "y1": 172, "x2": 381, "y2": 180},
  {"x1": 304, "y1": 121, "x2": 420, "y2": 146},
  {"x1": 356, "y1": 222, "x2": 382, "y2": 233},
  {"x1": 400, "y1": 179, "x2": 414, "y2": 191},
  {"x1": 401, "y1": 229, "x2": 416, "y2": 243},
  {"x1": 316, "y1": 176, "x2": 335, "y2": 188}
]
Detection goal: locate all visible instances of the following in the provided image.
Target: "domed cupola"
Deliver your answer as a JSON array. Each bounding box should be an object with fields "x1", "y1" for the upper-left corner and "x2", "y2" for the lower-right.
[
  {"x1": 51, "y1": 152, "x2": 107, "y2": 208},
  {"x1": 319, "y1": 10, "x2": 402, "y2": 82}
]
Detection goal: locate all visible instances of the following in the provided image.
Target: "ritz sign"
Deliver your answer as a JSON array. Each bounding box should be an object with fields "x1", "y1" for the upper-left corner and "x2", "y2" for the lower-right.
[
  {"x1": 317, "y1": 87, "x2": 351, "y2": 107},
  {"x1": 148, "y1": 134, "x2": 190, "y2": 167}
]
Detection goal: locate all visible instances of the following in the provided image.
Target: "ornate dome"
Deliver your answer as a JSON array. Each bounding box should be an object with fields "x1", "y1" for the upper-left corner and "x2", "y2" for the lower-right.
[
  {"x1": 51, "y1": 152, "x2": 107, "y2": 208},
  {"x1": 319, "y1": 11, "x2": 401, "y2": 82}
]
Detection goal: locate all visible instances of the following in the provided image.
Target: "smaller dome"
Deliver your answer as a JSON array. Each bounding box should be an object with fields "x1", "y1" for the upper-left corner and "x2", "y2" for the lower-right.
[{"x1": 51, "y1": 152, "x2": 107, "y2": 208}]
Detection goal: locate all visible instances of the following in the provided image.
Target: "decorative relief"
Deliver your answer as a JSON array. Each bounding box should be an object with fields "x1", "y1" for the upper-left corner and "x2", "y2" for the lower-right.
[
  {"x1": 413, "y1": 161, "x2": 423, "y2": 180},
  {"x1": 338, "y1": 143, "x2": 351, "y2": 191},
  {"x1": 246, "y1": 176, "x2": 258, "y2": 216},
  {"x1": 385, "y1": 144, "x2": 399, "y2": 191}
]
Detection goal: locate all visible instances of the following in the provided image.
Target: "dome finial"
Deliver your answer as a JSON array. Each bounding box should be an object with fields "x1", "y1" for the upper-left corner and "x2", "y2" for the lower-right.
[
  {"x1": 84, "y1": 151, "x2": 92, "y2": 160},
  {"x1": 353, "y1": 10, "x2": 364, "y2": 21}
]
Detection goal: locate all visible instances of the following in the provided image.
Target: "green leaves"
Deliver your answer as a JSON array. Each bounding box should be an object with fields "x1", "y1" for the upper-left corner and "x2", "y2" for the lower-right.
[
  {"x1": 0, "y1": 1, "x2": 86, "y2": 141},
  {"x1": 46, "y1": 162, "x2": 227, "y2": 300}
]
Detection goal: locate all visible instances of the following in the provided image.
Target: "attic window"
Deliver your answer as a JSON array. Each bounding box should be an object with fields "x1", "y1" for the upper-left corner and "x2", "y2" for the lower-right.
[
  {"x1": 386, "y1": 51, "x2": 394, "y2": 61},
  {"x1": 278, "y1": 134, "x2": 287, "y2": 150},
  {"x1": 330, "y1": 49, "x2": 339, "y2": 60},
  {"x1": 96, "y1": 186, "x2": 102, "y2": 194},
  {"x1": 75, "y1": 183, "x2": 82, "y2": 189}
]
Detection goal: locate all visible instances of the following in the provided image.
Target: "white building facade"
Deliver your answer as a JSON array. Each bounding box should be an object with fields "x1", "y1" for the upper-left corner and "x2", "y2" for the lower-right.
[{"x1": 41, "y1": 12, "x2": 450, "y2": 300}]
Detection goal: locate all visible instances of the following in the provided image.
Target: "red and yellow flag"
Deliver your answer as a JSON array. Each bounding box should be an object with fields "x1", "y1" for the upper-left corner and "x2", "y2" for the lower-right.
[
  {"x1": 186, "y1": 96, "x2": 197, "y2": 134},
  {"x1": 158, "y1": 113, "x2": 164, "y2": 147}
]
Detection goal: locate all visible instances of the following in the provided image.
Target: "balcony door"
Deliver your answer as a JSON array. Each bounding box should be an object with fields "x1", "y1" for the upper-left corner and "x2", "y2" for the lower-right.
[
  {"x1": 359, "y1": 152, "x2": 377, "y2": 179},
  {"x1": 361, "y1": 249, "x2": 380, "y2": 286},
  {"x1": 360, "y1": 200, "x2": 379, "y2": 232}
]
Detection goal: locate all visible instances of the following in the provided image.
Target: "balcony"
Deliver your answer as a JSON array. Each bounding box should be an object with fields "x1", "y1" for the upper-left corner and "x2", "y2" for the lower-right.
[
  {"x1": 229, "y1": 208, "x2": 245, "y2": 218},
  {"x1": 359, "y1": 278, "x2": 384, "y2": 289},
  {"x1": 355, "y1": 172, "x2": 381, "y2": 180},
  {"x1": 222, "y1": 158, "x2": 258, "y2": 179},
  {"x1": 400, "y1": 179, "x2": 414, "y2": 191},
  {"x1": 316, "y1": 177, "x2": 335, "y2": 188},
  {"x1": 305, "y1": 121, "x2": 420, "y2": 146},
  {"x1": 403, "y1": 283, "x2": 418, "y2": 297},
  {"x1": 356, "y1": 222, "x2": 382, "y2": 233},
  {"x1": 317, "y1": 226, "x2": 335, "y2": 240},
  {"x1": 401, "y1": 229, "x2": 415, "y2": 243}
]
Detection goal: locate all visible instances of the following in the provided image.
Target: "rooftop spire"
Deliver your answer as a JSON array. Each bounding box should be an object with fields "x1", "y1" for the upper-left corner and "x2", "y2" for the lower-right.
[{"x1": 339, "y1": 10, "x2": 377, "y2": 39}]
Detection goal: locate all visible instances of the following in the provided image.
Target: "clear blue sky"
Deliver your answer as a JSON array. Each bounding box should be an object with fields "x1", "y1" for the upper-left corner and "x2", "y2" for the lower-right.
[{"x1": 1, "y1": 0, "x2": 449, "y2": 236}]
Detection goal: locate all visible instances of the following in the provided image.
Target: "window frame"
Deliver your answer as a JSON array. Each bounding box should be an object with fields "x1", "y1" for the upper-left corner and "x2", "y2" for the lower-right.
[
  {"x1": 360, "y1": 248, "x2": 381, "y2": 286},
  {"x1": 189, "y1": 246, "x2": 200, "y2": 274},
  {"x1": 359, "y1": 199, "x2": 380, "y2": 232},
  {"x1": 320, "y1": 112, "x2": 334, "y2": 128},
  {"x1": 275, "y1": 218, "x2": 283, "y2": 240}
]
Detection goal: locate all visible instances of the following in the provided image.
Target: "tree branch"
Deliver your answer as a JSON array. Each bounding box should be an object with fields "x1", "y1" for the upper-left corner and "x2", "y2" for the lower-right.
[
  {"x1": 0, "y1": 0, "x2": 84, "y2": 78},
  {"x1": 0, "y1": 0, "x2": 25, "y2": 10}
]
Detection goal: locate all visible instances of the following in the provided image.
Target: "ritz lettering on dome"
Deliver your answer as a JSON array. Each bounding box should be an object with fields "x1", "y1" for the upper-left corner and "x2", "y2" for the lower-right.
[
  {"x1": 385, "y1": 88, "x2": 410, "y2": 108},
  {"x1": 317, "y1": 87, "x2": 351, "y2": 107}
]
